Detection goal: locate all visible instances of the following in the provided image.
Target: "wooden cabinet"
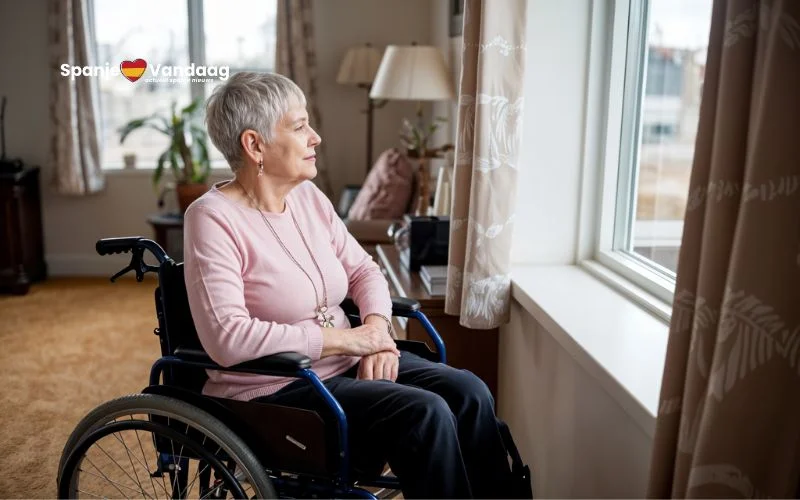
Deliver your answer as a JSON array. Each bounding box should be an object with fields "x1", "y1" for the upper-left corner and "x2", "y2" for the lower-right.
[
  {"x1": 146, "y1": 213, "x2": 184, "y2": 261},
  {"x1": 373, "y1": 244, "x2": 500, "y2": 401},
  {"x1": 0, "y1": 167, "x2": 47, "y2": 294}
]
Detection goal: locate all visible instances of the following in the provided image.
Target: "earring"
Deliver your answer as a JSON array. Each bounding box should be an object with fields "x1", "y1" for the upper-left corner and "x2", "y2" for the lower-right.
[{"x1": 257, "y1": 159, "x2": 264, "y2": 177}]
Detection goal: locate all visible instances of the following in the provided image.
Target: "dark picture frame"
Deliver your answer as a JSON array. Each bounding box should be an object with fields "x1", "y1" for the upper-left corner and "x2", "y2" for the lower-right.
[{"x1": 450, "y1": 0, "x2": 464, "y2": 37}]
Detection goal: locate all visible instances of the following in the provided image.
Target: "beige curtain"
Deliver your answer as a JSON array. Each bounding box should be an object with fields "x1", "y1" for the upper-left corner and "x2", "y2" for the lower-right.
[
  {"x1": 648, "y1": 0, "x2": 800, "y2": 497},
  {"x1": 275, "y1": 0, "x2": 333, "y2": 198},
  {"x1": 47, "y1": 0, "x2": 103, "y2": 195},
  {"x1": 445, "y1": 0, "x2": 527, "y2": 329}
]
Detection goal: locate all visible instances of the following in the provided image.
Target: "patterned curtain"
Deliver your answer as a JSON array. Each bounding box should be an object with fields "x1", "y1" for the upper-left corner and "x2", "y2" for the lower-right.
[
  {"x1": 445, "y1": 0, "x2": 527, "y2": 329},
  {"x1": 647, "y1": 0, "x2": 800, "y2": 497},
  {"x1": 275, "y1": 0, "x2": 333, "y2": 198},
  {"x1": 47, "y1": 0, "x2": 104, "y2": 195}
]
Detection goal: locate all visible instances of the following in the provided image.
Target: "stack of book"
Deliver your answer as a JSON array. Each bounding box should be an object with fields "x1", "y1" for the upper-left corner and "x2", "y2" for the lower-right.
[{"x1": 420, "y1": 265, "x2": 447, "y2": 296}]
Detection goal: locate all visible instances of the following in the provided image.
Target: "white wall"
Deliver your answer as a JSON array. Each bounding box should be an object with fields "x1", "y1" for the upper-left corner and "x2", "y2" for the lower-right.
[
  {"x1": 511, "y1": 0, "x2": 595, "y2": 266},
  {"x1": 499, "y1": 301, "x2": 652, "y2": 498},
  {"x1": 0, "y1": 0, "x2": 434, "y2": 276}
]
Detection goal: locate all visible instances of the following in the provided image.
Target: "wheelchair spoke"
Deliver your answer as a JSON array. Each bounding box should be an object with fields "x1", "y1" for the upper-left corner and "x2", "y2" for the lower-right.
[
  {"x1": 184, "y1": 440, "x2": 224, "y2": 497},
  {"x1": 83, "y1": 456, "x2": 131, "y2": 499},
  {"x1": 127, "y1": 417, "x2": 165, "y2": 499},
  {"x1": 165, "y1": 429, "x2": 192, "y2": 498},
  {"x1": 166, "y1": 416, "x2": 181, "y2": 497},
  {"x1": 78, "y1": 467, "x2": 155, "y2": 499},
  {"x1": 95, "y1": 441, "x2": 144, "y2": 496},
  {"x1": 184, "y1": 461, "x2": 210, "y2": 497},
  {"x1": 112, "y1": 428, "x2": 149, "y2": 497},
  {"x1": 75, "y1": 488, "x2": 106, "y2": 499}
]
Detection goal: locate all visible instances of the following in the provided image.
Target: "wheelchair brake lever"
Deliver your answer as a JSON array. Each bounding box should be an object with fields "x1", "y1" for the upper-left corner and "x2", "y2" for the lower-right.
[
  {"x1": 110, "y1": 265, "x2": 133, "y2": 283},
  {"x1": 109, "y1": 248, "x2": 159, "y2": 283}
]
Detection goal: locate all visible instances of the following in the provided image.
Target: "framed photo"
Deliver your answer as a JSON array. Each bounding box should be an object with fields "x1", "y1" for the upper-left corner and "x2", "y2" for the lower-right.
[{"x1": 450, "y1": 0, "x2": 464, "y2": 37}]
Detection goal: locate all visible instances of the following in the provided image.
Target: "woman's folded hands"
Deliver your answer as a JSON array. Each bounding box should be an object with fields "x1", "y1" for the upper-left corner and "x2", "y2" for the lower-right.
[{"x1": 321, "y1": 323, "x2": 400, "y2": 359}]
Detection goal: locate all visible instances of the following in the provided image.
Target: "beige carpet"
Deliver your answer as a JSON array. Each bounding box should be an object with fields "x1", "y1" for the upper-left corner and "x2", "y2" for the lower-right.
[{"x1": 0, "y1": 277, "x2": 162, "y2": 498}]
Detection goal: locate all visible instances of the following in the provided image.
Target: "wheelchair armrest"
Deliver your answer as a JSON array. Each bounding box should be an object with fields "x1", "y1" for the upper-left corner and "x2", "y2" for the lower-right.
[
  {"x1": 173, "y1": 348, "x2": 311, "y2": 376},
  {"x1": 341, "y1": 296, "x2": 420, "y2": 317}
]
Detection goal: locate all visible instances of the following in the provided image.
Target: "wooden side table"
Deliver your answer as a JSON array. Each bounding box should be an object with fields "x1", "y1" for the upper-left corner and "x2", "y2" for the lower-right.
[
  {"x1": 0, "y1": 166, "x2": 47, "y2": 294},
  {"x1": 374, "y1": 244, "x2": 500, "y2": 401},
  {"x1": 146, "y1": 213, "x2": 184, "y2": 261}
]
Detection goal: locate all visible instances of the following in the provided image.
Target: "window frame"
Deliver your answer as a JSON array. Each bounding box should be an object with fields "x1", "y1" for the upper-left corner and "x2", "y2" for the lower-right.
[{"x1": 588, "y1": 0, "x2": 682, "y2": 308}]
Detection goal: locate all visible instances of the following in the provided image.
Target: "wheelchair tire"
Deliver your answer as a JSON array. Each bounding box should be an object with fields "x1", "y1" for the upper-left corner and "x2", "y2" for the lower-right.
[{"x1": 57, "y1": 393, "x2": 276, "y2": 499}]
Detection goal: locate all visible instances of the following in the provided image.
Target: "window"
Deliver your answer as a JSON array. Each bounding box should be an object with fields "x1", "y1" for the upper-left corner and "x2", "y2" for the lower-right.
[
  {"x1": 596, "y1": 0, "x2": 712, "y2": 302},
  {"x1": 92, "y1": 0, "x2": 276, "y2": 169}
]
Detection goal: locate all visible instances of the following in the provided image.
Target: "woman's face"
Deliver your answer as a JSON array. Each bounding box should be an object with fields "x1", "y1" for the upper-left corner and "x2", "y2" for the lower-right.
[{"x1": 261, "y1": 98, "x2": 322, "y2": 182}]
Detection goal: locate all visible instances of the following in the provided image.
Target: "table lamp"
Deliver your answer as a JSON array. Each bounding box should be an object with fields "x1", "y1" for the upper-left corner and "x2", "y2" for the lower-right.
[
  {"x1": 369, "y1": 44, "x2": 455, "y2": 215},
  {"x1": 336, "y1": 44, "x2": 383, "y2": 176}
]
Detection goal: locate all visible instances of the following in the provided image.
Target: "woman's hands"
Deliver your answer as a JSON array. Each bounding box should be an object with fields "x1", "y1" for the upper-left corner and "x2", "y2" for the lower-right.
[
  {"x1": 320, "y1": 321, "x2": 401, "y2": 381},
  {"x1": 358, "y1": 351, "x2": 399, "y2": 381},
  {"x1": 321, "y1": 324, "x2": 400, "y2": 358}
]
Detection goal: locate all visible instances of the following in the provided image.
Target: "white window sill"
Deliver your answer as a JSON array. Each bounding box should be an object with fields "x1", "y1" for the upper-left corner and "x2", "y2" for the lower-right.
[
  {"x1": 101, "y1": 166, "x2": 232, "y2": 178},
  {"x1": 510, "y1": 264, "x2": 669, "y2": 438}
]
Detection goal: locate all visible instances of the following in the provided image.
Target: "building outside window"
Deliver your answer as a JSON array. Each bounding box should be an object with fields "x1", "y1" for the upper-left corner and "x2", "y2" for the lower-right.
[{"x1": 605, "y1": 0, "x2": 712, "y2": 285}]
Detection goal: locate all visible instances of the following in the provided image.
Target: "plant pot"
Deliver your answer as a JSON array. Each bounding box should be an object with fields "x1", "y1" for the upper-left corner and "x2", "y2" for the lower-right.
[
  {"x1": 123, "y1": 153, "x2": 136, "y2": 169},
  {"x1": 176, "y1": 182, "x2": 208, "y2": 213}
]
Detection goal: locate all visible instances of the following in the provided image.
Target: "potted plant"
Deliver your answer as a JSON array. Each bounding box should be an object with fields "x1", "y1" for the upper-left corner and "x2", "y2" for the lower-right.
[
  {"x1": 399, "y1": 115, "x2": 448, "y2": 159},
  {"x1": 399, "y1": 115, "x2": 448, "y2": 215},
  {"x1": 119, "y1": 98, "x2": 211, "y2": 213}
]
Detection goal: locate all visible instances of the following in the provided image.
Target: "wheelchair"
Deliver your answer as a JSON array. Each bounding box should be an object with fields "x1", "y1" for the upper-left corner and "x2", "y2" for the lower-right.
[{"x1": 56, "y1": 236, "x2": 452, "y2": 499}]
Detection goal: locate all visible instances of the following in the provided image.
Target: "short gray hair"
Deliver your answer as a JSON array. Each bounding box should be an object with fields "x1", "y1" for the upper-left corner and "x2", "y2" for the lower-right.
[{"x1": 205, "y1": 72, "x2": 306, "y2": 172}]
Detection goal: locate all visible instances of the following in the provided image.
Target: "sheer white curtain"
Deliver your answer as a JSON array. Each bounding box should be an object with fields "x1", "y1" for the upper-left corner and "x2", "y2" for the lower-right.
[
  {"x1": 446, "y1": 0, "x2": 528, "y2": 329},
  {"x1": 47, "y1": 0, "x2": 104, "y2": 195}
]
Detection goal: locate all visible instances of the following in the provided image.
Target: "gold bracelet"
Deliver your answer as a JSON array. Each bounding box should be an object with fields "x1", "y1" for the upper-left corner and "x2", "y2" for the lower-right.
[{"x1": 364, "y1": 313, "x2": 395, "y2": 339}]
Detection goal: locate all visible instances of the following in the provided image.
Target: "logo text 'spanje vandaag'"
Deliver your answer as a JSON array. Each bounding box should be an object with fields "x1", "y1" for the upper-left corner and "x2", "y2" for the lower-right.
[{"x1": 59, "y1": 60, "x2": 230, "y2": 83}]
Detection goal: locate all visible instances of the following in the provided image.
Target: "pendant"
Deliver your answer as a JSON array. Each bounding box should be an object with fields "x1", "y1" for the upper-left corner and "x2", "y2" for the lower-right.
[{"x1": 317, "y1": 306, "x2": 334, "y2": 328}]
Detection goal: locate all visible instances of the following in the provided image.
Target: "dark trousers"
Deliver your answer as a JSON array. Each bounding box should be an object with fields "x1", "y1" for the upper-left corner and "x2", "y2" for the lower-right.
[{"x1": 252, "y1": 351, "x2": 513, "y2": 498}]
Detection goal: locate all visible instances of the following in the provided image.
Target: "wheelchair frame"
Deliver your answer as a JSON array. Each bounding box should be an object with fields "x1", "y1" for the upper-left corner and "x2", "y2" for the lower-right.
[{"x1": 64, "y1": 236, "x2": 449, "y2": 498}]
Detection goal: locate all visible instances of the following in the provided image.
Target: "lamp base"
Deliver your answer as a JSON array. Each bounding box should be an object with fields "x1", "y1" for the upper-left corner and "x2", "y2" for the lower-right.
[{"x1": 413, "y1": 157, "x2": 431, "y2": 216}]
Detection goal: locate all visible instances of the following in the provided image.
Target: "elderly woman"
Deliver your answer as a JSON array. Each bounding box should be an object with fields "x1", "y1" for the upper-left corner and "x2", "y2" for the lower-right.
[{"x1": 183, "y1": 72, "x2": 513, "y2": 498}]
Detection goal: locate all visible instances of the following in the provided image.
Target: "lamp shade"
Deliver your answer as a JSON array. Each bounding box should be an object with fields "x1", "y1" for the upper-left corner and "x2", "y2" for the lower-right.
[
  {"x1": 336, "y1": 45, "x2": 383, "y2": 85},
  {"x1": 369, "y1": 45, "x2": 455, "y2": 101}
]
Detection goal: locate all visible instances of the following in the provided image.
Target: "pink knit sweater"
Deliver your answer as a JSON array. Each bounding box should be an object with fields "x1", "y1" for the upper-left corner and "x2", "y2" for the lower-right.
[{"x1": 183, "y1": 180, "x2": 392, "y2": 401}]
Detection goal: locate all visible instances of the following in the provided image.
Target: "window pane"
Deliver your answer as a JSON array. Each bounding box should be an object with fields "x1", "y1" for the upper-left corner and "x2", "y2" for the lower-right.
[
  {"x1": 203, "y1": 0, "x2": 278, "y2": 166},
  {"x1": 94, "y1": 0, "x2": 191, "y2": 169},
  {"x1": 628, "y1": 0, "x2": 712, "y2": 273}
]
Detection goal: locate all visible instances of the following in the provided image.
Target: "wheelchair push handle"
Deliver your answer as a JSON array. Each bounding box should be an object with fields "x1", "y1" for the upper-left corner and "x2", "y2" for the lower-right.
[
  {"x1": 96, "y1": 237, "x2": 169, "y2": 282},
  {"x1": 96, "y1": 237, "x2": 143, "y2": 256}
]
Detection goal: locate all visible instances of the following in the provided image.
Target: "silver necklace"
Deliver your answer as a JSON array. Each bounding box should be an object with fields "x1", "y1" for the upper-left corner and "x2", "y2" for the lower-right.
[{"x1": 236, "y1": 180, "x2": 335, "y2": 328}]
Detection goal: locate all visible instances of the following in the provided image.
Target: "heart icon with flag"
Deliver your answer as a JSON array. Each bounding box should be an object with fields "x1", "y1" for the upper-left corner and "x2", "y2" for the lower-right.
[{"x1": 120, "y1": 59, "x2": 147, "y2": 82}]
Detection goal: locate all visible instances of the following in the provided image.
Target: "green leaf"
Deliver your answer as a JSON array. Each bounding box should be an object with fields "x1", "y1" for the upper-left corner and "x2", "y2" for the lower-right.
[
  {"x1": 181, "y1": 98, "x2": 201, "y2": 116},
  {"x1": 193, "y1": 136, "x2": 211, "y2": 183},
  {"x1": 169, "y1": 146, "x2": 180, "y2": 180},
  {"x1": 153, "y1": 150, "x2": 169, "y2": 189},
  {"x1": 156, "y1": 115, "x2": 172, "y2": 133},
  {"x1": 119, "y1": 116, "x2": 170, "y2": 143},
  {"x1": 411, "y1": 126, "x2": 422, "y2": 146}
]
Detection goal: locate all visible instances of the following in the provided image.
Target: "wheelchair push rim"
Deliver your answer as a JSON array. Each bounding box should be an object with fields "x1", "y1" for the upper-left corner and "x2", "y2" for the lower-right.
[{"x1": 57, "y1": 393, "x2": 276, "y2": 499}]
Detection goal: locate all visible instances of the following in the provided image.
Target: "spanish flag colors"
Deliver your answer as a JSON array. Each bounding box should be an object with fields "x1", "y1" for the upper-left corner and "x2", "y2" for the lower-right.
[{"x1": 120, "y1": 59, "x2": 147, "y2": 82}]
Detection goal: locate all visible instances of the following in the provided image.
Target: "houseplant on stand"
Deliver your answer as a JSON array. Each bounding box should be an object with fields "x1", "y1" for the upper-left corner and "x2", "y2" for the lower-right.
[
  {"x1": 399, "y1": 114, "x2": 448, "y2": 216},
  {"x1": 119, "y1": 98, "x2": 211, "y2": 213}
]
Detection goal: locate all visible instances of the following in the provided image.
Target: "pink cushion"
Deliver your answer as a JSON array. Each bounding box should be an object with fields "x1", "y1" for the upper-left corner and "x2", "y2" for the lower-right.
[{"x1": 347, "y1": 149, "x2": 414, "y2": 220}]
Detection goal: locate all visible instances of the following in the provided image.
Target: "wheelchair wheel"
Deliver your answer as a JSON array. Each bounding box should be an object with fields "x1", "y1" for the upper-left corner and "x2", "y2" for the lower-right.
[{"x1": 58, "y1": 393, "x2": 276, "y2": 499}]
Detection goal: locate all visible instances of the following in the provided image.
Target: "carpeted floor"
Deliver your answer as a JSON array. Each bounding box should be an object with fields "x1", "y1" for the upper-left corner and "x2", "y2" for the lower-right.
[{"x1": 0, "y1": 277, "x2": 162, "y2": 498}]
